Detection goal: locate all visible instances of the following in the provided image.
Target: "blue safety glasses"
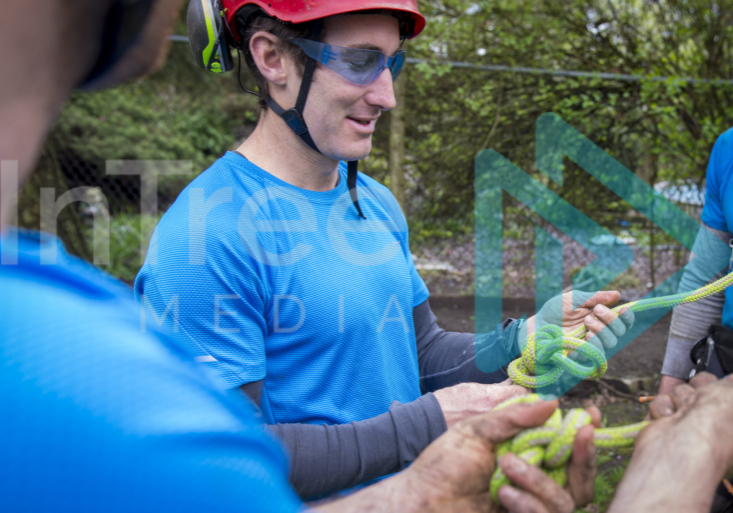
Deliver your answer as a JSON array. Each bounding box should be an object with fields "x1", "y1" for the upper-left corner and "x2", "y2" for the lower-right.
[{"x1": 289, "y1": 38, "x2": 406, "y2": 86}]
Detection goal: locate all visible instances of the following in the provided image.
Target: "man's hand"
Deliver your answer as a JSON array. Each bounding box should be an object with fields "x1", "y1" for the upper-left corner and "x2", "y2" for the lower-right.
[
  {"x1": 321, "y1": 399, "x2": 599, "y2": 513},
  {"x1": 648, "y1": 371, "x2": 722, "y2": 420},
  {"x1": 657, "y1": 374, "x2": 687, "y2": 396},
  {"x1": 524, "y1": 290, "x2": 634, "y2": 351},
  {"x1": 643, "y1": 374, "x2": 687, "y2": 421},
  {"x1": 433, "y1": 380, "x2": 528, "y2": 429},
  {"x1": 609, "y1": 373, "x2": 733, "y2": 513}
]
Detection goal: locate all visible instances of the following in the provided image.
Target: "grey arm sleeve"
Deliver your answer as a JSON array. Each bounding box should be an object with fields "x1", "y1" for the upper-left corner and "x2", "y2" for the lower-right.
[
  {"x1": 662, "y1": 223, "x2": 732, "y2": 379},
  {"x1": 414, "y1": 299, "x2": 522, "y2": 393},
  {"x1": 240, "y1": 379, "x2": 263, "y2": 405},
  {"x1": 240, "y1": 384, "x2": 446, "y2": 499},
  {"x1": 269, "y1": 395, "x2": 445, "y2": 499}
]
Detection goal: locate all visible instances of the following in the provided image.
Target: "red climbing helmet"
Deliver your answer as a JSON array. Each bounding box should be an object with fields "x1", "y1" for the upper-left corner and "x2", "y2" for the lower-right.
[
  {"x1": 187, "y1": 0, "x2": 425, "y2": 219},
  {"x1": 221, "y1": 0, "x2": 426, "y2": 39}
]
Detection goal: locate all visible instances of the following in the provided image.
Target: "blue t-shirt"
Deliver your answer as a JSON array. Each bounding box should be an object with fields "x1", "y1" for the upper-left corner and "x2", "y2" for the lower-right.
[
  {"x1": 701, "y1": 128, "x2": 733, "y2": 329},
  {"x1": 135, "y1": 152, "x2": 430, "y2": 425},
  {"x1": 0, "y1": 229, "x2": 302, "y2": 512}
]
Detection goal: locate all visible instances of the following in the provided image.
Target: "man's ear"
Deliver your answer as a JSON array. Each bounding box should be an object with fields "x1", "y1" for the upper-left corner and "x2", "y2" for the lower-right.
[{"x1": 249, "y1": 31, "x2": 288, "y2": 86}]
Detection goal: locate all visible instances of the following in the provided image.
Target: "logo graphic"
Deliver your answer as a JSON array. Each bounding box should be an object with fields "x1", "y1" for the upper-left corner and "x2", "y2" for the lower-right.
[{"x1": 475, "y1": 113, "x2": 730, "y2": 397}]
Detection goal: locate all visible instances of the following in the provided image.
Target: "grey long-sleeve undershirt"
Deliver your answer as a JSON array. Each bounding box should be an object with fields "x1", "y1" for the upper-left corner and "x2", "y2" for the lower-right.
[
  {"x1": 662, "y1": 222, "x2": 732, "y2": 379},
  {"x1": 240, "y1": 299, "x2": 520, "y2": 499}
]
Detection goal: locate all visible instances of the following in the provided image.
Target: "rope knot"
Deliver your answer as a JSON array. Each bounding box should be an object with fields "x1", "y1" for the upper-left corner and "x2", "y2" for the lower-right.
[
  {"x1": 509, "y1": 325, "x2": 608, "y2": 388},
  {"x1": 489, "y1": 394, "x2": 649, "y2": 503}
]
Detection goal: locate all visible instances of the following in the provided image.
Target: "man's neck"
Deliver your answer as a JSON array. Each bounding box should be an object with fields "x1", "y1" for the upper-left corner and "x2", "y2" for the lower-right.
[{"x1": 236, "y1": 110, "x2": 341, "y2": 192}]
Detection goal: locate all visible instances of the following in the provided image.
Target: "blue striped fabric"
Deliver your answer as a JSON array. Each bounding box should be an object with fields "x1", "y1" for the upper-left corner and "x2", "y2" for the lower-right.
[
  {"x1": 135, "y1": 152, "x2": 430, "y2": 425},
  {"x1": 701, "y1": 128, "x2": 733, "y2": 329},
  {"x1": 0, "y1": 230, "x2": 302, "y2": 512}
]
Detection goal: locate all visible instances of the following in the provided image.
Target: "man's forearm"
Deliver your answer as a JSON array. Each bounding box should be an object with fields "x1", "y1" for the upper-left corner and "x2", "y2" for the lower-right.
[
  {"x1": 267, "y1": 393, "x2": 446, "y2": 499},
  {"x1": 662, "y1": 223, "x2": 730, "y2": 380},
  {"x1": 663, "y1": 297, "x2": 724, "y2": 379},
  {"x1": 414, "y1": 299, "x2": 520, "y2": 392},
  {"x1": 609, "y1": 422, "x2": 725, "y2": 513},
  {"x1": 316, "y1": 472, "x2": 418, "y2": 513}
]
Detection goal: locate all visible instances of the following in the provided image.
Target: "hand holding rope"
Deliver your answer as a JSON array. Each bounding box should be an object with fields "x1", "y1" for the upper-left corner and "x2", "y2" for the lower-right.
[
  {"x1": 508, "y1": 272, "x2": 733, "y2": 388},
  {"x1": 489, "y1": 394, "x2": 649, "y2": 502}
]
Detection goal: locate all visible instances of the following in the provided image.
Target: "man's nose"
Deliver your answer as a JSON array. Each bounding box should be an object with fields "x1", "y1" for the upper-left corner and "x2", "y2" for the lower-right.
[{"x1": 365, "y1": 68, "x2": 397, "y2": 111}]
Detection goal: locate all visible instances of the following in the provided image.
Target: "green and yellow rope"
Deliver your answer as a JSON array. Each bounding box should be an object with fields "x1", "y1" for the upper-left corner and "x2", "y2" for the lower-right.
[
  {"x1": 489, "y1": 275, "x2": 733, "y2": 500},
  {"x1": 489, "y1": 395, "x2": 650, "y2": 502},
  {"x1": 508, "y1": 272, "x2": 733, "y2": 388}
]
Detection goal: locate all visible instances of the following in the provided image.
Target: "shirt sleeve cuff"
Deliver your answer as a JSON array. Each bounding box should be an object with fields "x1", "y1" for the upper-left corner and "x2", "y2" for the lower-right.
[
  {"x1": 661, "y1": 336, "x2": 696, "y2": 380},
  {"x1": 389, "y1": 392, "x2": 447, "y2": 468}
]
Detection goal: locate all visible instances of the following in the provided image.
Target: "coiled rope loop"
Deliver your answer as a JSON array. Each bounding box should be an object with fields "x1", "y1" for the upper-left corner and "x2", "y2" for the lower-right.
[
  {"x1": 489, "y1": 395, "x2": 649, "y2": 502},
  {"x1": 508, "y1": 272, "x2": 733, "y2": 388}
]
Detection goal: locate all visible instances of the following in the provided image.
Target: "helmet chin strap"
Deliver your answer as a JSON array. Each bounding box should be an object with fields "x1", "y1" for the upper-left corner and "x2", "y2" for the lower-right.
[{"x1": 263, "y1": 20, "x2": 367, "y2": 220}]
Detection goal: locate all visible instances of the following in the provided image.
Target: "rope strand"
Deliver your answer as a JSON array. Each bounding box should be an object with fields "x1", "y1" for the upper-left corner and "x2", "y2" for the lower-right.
[
  {"x1": 489, "y1": 394, "x2": 649, "y2": 502},
  {"x1": 509, "y1": 272, "x2": 733, "y2": 388}
]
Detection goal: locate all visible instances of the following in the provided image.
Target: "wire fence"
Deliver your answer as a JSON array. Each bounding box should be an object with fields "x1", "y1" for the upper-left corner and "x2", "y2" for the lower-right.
[{"x1": 13, "y1": 38, "x2": 709, "y2": 294}]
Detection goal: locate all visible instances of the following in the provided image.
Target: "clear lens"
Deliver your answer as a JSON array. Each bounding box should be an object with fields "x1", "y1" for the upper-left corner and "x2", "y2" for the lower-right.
[
  {"x1": 291, "y1": 39, "x2": 406, "y2": 86},
  {"x1": 389, "y1": 52, "x2": 406, "y2": 82},
  {"x1": 340, "y1": 47, "x2": 383, "y2": 81}
]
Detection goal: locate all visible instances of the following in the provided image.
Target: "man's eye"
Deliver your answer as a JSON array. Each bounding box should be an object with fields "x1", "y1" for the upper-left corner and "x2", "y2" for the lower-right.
[
  {"x1": 342, "y1": 51, "x2": 380, "y2": 72},
  {"x1": 346, "y1": 59, "x2": 372, "y2": 72}
]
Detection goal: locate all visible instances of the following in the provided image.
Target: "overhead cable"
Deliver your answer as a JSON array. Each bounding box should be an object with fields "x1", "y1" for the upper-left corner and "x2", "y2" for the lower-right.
[{"x1": 168, "y1": 35, "x2": 733, "y2": 86}]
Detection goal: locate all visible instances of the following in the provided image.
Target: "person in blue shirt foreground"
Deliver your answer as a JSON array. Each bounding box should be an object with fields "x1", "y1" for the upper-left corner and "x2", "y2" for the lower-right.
[
  {"x1": 136, "y1": 0, "x2": 634, "y2": 497},
  {"x1": 0, "y1": 0, "x2": 599, "y2": 511}
]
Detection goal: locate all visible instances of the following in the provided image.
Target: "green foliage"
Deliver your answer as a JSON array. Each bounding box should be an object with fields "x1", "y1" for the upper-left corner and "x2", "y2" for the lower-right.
[
  {"x1": 21, "y1": 32, "x2": 263, "y2": 269},
  {"x1": 583, "y1": 448, "x2": 633, "y2": 512},
  {"x1": 90, "y1": 214, "x2": 163, "y2": 285},
  {"x1": 51, "y1": 43, "x2": 259, "y2": 195},
  {"x1": 390, "y1": 0, "x2": 733, "y2": 237},
  {"x1": 34, "y1": 0, "x2": 733, "y2": 279},
  {"x1": 409, "y1": 216, "x2": 472, "y2": 246}
]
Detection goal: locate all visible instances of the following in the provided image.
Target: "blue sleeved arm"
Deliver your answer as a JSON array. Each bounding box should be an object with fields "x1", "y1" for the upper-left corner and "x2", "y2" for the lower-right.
[
  {"x1": 135, "y1": 200, "x2": 269, "y2": 390},
  {"x1": 662, "y1": 129, "x2": 733, "y2": 379},
  {"x1": 702, "y1": 130, "x2": 733, "y2": 232},
  {"x1": 663, "y1": 225, "x2": 730, "y2": 379}
]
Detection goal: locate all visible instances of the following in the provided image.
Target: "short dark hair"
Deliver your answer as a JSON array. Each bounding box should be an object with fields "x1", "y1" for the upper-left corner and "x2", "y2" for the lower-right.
[{"x1": 236, "y1": 13, "x2": 318, "y2": 109}]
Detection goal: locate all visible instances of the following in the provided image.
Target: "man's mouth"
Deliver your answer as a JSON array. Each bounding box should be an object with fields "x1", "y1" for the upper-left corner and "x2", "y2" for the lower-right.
[{"x1": 347, "y1": 116, "x2": 378, "y2": 126}]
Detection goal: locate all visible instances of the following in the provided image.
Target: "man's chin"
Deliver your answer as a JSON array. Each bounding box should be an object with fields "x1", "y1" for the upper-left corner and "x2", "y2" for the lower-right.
[{"x1": 335, "y1": 140, "x2": 372, "y2": 162}]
